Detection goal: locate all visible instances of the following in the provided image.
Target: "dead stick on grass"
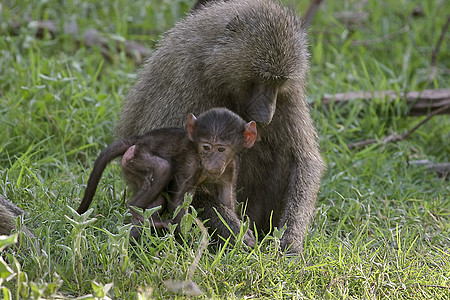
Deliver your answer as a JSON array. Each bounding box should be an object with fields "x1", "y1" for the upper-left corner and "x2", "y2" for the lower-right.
[
  {"x1": 347, "y1": 104, "x2": 450, "y2": 150},
  {"x1": 321, "y1": 89, "x2": 450, "y2": 116}
]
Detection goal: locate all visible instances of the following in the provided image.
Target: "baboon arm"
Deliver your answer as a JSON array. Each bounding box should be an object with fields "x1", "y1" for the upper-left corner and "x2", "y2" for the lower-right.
[
  {"x1": 192, "y1": 191, "x2": 255, "y2": 247},
  {"x1": 217, "y1": 181, "x2": 235, "y2": 211},
  {"x1": 170, "y1": 167, "x2": 200, "y2": 224},
  {"x1": 216, "y1": 162, "x2": 237, "y2": 210},
  {"x1": 278, "y1": 155, "x2": 324, "y2": 253}
]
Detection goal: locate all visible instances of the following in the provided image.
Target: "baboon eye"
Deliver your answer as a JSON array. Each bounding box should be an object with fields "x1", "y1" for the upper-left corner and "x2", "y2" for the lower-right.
[
  {"x1": 218, "y1": 147, "x2": 226, "y2": 152},
  {"x1": 203, "y1": 144, "x2": 211, "y2": 151}
]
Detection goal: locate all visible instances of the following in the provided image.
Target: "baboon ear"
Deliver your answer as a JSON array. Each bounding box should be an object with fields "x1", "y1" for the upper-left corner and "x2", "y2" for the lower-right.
[
  {"x1": 186, "y1": 113, "x2": 197, "y2": 141},
  {"x1": 244, "y1": 121, "x2": 257, "y2": 148}
]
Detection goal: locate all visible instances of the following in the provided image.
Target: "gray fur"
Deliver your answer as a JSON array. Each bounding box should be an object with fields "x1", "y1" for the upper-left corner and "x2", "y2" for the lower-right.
[{"x1": 116, "y1": 0, "x2": 324, "y2": 253}]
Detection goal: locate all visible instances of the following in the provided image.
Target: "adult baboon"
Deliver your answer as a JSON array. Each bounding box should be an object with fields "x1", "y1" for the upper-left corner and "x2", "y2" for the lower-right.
[{"x1": 116, "y1": 0, "x2": 324, "y2": 253}]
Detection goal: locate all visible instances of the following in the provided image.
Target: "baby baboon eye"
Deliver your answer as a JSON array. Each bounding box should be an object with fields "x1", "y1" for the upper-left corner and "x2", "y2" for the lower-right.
[
  {"x1": 203, "y1": 144, "x2": 211, "y2": 151},
  {"x1": 218, "y1": 147, "x2": 226, "y2": 152}
]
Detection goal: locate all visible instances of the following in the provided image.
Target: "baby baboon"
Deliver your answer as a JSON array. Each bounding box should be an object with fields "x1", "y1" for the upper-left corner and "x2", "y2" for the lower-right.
[
  {"x1": 116, "y1": 0, "x2": 325, "y2": 253},
  {"x1": 78, "y1": 108, "x2": 257, "y2": 246}
]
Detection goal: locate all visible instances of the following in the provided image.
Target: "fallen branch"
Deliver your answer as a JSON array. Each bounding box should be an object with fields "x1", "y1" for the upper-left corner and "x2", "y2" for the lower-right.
[
  {"x1": 409, "y1": 160, "x2": 450, "y2": 180},
  {"x1": 322, "y1": 89, "x2": 450, "y2": 116},
  {"x1": 347, "y1": 104, "x2": 450, "y2": 150}
]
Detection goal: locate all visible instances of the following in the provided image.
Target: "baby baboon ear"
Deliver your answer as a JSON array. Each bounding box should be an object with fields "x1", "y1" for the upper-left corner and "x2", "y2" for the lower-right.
[
  {"x1": 243, "y1": 121, "x2": 257, "y2": 148},
  {"x1": 186, "y1": 113, "x2": 197, "y2": 141}
]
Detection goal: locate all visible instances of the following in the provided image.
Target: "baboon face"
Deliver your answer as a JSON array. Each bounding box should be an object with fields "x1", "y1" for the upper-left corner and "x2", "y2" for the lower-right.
[
  {"x1": 187, "y1": 108, "x2": 257, "y2": 177},
  {"x1": 204, "y1": 10, "x2": 307, "y2": 125},
  {"x1": 198, "y1": 140, "x2": 234, "y2": 178}
]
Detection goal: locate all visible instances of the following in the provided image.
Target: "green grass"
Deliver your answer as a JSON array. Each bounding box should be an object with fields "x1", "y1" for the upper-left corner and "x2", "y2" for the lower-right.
[{"x1": 1, "y1": 0, "x2": 449, "y2": 298}]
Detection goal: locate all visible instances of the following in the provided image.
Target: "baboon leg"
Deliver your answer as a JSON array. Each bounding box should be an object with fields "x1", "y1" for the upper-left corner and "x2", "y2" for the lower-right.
[
  {"x1": 126, "y1": 154, "x2": 172, "y2": 238},
  {"x1": 192, "y1": 192, "x2": 255, "y2": 248},
  {"x1": 124, "y1": 152, "x2": 172, "y2": 209}
]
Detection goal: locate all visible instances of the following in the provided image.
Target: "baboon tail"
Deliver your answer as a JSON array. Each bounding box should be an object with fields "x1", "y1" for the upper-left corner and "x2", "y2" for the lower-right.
[{"x1": 77, "y1": 138, "x2": 134, "y2": 214}]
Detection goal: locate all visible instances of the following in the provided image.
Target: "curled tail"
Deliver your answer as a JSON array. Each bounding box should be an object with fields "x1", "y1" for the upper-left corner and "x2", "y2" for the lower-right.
[{"x1": 77, "y1": 138, "x2": 134, "y2": 214}]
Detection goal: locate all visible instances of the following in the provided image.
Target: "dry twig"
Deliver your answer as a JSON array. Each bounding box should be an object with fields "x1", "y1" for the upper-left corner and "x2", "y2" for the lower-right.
[
  {"x1": 347, "y1": 104, "x2": 450, "y2": 150},
  {"x1": 322, "y1": 89, "x2": 450, "y2": 116},
  {"x1": 409, "y1": 160, "x2": 450, "y2": 179}
]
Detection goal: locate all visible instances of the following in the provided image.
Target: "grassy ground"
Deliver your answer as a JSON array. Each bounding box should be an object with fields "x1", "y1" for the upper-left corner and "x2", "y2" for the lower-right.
[{"x1": 1, "y1": 0, "x2": 449, "y2": 299}]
